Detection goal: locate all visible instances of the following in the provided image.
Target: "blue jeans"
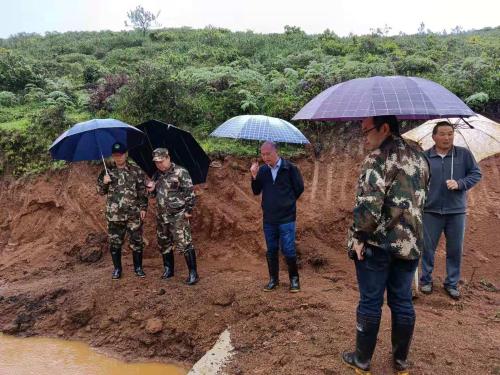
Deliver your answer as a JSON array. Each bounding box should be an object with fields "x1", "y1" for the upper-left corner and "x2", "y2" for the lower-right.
[
  {"x1": 263, "y1": 221, "x2": 296, "y2": 257},
  {"x1": 420, "y1": 212, "x2": 466, "y2": 288},
  {"x1": 355, "y1": 246, "x2": 418, "y2": 323}
]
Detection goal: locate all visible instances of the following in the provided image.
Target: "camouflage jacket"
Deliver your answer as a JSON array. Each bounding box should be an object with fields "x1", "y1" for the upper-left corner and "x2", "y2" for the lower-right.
[
  {"x1": 348, "y1": 135, "x2": 430, "y2": 260},
  {"x1": 152, "y1": 163, "x2": 195, "y2": 218},
  {"x1": 97, "y1": 162, "x2": 148, "y2": 222}
]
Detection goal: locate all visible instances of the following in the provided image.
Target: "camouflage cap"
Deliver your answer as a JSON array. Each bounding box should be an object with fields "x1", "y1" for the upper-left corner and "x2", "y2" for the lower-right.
[
  {"x1": 111, "y1": 142, "x2": 127, "y2": 154},
  {"x1": 152, "y1": 148, "x2": 169, "y2": 161}
]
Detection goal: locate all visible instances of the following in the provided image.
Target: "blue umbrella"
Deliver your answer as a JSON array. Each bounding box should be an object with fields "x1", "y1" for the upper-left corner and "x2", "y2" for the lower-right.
[
  {"x1": 293, "y1": 76, "x2": 475, "y2": 121},
  {"x1": 49, "y1": 118, "x2": 144, "y2": 173},
  {"x1": 210, "y1": 115, "x2": 310, "y2": 144}
]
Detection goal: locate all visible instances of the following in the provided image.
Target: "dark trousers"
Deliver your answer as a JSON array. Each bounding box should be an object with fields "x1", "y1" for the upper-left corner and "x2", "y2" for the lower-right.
[
  {"x1": 420, "y1": 212, "x2": 466, "y2": 288},
  {"x1": 355, "y1": 245, "x2": 418, "y2": 323}
]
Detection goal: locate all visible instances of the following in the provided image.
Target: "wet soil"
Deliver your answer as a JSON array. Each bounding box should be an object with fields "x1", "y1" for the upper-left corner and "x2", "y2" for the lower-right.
[{"x1": 0, "y1": 146, "x2": 499, "y2": 374}]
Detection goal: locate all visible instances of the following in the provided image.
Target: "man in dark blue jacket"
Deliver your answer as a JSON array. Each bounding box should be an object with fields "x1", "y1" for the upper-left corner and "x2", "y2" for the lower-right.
[
  {"x1": 251, "y1": 141, "x2": 304, "y2": 292},
  {"x1": 420, "y1": 122, "x2": 482, "y2": 299}
]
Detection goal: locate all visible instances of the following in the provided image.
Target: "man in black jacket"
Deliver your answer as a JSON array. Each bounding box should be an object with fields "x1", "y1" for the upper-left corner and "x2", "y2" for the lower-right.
[{"x1": 251, "y1": 141, "x2": 304, "y2": 292}]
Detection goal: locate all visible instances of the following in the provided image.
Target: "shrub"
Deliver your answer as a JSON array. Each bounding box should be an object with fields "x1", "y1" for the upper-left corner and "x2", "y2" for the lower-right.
[
  {"x1": 88, "y1": 74, "x2": 128, "y2": 112},
  {"x1": 465, "y1": 92, "x2": 489, "y2": 111},
  {"x1": 0, "y1": 91, "x2": 18, "y2": 107}
]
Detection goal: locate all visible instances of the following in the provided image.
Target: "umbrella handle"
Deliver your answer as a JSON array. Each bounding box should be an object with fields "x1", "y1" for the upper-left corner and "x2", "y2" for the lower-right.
[
  {"x1": 101, "y1": 154, "x2": 109, "y2": 176},
  {"x1": 451, "y1": 146, "x2": 454, "y2": 180}
]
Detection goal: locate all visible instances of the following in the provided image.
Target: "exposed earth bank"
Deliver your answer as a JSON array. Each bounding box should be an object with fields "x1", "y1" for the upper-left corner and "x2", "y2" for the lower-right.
[{"x1": 1, "y1": 147, "x2": 499, "y2": 374}]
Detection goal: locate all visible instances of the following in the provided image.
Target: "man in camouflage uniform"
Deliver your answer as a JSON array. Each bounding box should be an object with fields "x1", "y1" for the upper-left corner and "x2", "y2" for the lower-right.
[
  {"x1": 146, "y1": 148, "x2": 199, "y2": 285},
  {"x1": 342, "y1": 116, "x2": 429, "y2": 375},
  {"x1": 97, "y1": 142, "x2": 148, "y2": 280}
]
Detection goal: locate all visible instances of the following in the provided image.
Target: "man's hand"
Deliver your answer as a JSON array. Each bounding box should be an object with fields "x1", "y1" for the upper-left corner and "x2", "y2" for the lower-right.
[
  {"x1": 184, "y1": 212, "x2": 192, "y2": 219},
  {"x1": 146, "y1": 180, "x2": 156, "y2": 192},
  {"x1": 140, "y1": 210, "x2": 146, "y2": 221},
  {"x1": 446, "y1": 179, "x2": 459, "y2": 190},
  {"x1": 103, "y1": 174, "x2": 111, "y2": 184},
  {"x1": 250, "y1": 161, "x2": 259, "y2": 179},
  {"x1": 353, "y1": 239, "x2": 365, "y2": 261}
]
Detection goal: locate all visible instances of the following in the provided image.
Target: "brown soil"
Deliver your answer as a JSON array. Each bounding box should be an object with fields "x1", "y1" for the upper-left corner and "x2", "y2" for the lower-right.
[{"x1": 1, "y1": 146, "x2": 499, "y2": 375}]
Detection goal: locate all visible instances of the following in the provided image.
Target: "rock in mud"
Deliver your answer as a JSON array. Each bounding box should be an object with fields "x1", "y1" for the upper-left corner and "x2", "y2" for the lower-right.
[
  {"x1": 145, "y1": 318, "x2": 163, "y2": 334},
  {"x1": 78, "y1": 246, "x2": 103, "y2": 263},
  {"x1": 70, "y1": 232, "x2": 107, "y2": 263},
  {"x1": 1, "y1": 322, "x2": 19, "y2": 334},
  {"x1": 69, "y1": 301, "x2": 95, "y2": 327}
]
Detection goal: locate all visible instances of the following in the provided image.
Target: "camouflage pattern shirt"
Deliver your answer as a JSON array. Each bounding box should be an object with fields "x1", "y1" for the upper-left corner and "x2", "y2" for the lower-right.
[
  {"x1": 348, "y1": 135, "x2": 430, "y2": 260},
  {"x1": 152, "y1": 163, "x2": 195, "y2": 219},
  {"x1": 97, "y1": 162, "x2": 148, "y2": 222}
]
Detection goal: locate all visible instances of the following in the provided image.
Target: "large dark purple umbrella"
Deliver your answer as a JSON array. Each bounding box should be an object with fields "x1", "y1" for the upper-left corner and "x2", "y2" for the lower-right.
[{"x1": 292, "y1": 76, "x2": 474, "y2": 121}]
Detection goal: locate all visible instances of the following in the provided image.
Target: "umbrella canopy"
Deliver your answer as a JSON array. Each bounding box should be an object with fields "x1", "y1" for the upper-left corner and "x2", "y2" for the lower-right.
[
  {"x1": 210, "y1": 115, "x2": 310, "y2": 144},
  {"x1": 402, "y1": 114, "x2": 500, "y2": 162},
  {"x1": 128, "y1": 120, "x2": 210, "y2": 185},
  {"x1": 292, "y1": 76, "x2": 475, "y2": 121},
  {"x1": 49, "y1": 118, "x2": 144, "y2": 162}
]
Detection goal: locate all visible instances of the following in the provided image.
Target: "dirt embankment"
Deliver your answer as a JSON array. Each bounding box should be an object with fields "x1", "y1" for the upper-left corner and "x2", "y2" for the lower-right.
[{"x1": 0, "y1": 147, "x2": 499, "y2": 374}]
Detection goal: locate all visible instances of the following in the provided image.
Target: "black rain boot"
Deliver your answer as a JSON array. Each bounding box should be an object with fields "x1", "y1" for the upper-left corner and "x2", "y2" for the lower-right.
[
  {"x1": 342, "y1": 312, "x2": 381, "y2": 374},
  {"x1": 161, "y1": 251, "x2": 175, "y2": 279},
  {"x1": 285, "y1": 256, "x2": 300, "y2": 292},
  {"x1": 264, "y1": 253, "x2": 279, "y2": 291},
  {"x1": 110, "y1": 246, "x2": 122, "y2": 280},
  {"x1": 184, "y1": 247, "x2": 199, "y2": 285},
  {"x1": 132, "y1": 251, "x2": 146, "y2": 278},
  {"x1": 392, "y1": 317, "x2": 415, "y2": 374}
]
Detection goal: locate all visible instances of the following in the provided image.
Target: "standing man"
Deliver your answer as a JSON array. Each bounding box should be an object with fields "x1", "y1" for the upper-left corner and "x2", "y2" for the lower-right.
[
  {"x1": 97, "y1": 142, "x2": 148, "y2": 280},
  {"x1": 420, "y1": 122, "x2": 481, "y2": 299},
  {"x1": 343, "y1": 116, "x2": 429, "y2": 374},
  {"x1": 250, "y1": 141, "x2": 304, "y2": 293},
  {"x1": 146, "y1": 148, "x2": 199, "y2": 285}
]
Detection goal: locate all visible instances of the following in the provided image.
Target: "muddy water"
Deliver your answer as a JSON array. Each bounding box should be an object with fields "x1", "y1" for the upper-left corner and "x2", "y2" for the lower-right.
[{"x1": 0, "y1": 334, "x2": 187, "y2": 375}]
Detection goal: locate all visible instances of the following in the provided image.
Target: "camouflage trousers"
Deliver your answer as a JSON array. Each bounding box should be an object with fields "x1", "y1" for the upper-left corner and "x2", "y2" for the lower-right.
[
  {"x1": 108, "y1": 217, "x2": 144, "y2": 253},
  {"x1": 156, "y1": 213, "x2": 192, "y2": 255}
]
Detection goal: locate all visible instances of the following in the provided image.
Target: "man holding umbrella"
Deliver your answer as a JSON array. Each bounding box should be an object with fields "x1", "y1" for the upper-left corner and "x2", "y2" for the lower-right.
[
  {"x1": 146, "y1": 148, "x2": 199, "y2": 285},
  {"x1": 343, "y1": 116, "x2": 429, "y2": 374},
  {"x1": 97, "y1": 142, "x2": 148, "y2": 280},
  {"x1": 419, "y1": 122, "x2": 481, "y2": 299}
]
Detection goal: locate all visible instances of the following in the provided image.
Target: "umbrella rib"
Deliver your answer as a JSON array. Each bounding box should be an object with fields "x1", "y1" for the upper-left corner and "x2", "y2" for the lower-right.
[
  {"x1": 415, "y1": 129, "x2": 434, "y2": 143},
  {"x1": 469, "y1": 126, "x2": 500, "y2": 145},
  {"x1": 455, "y1": 130, "x2": 474, "y2": 155},
  {"x1": 144, "y1": 128, "x2": 154, "y2": 149},
  {"x1": 453, "y1": 117, "x2": 500, "y2": 148},
  {"x1": 178, "y1": 131, "x2": 204, "y2": 183}
]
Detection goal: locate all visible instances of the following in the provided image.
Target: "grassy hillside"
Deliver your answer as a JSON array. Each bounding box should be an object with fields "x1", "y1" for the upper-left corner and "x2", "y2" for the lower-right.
[{"x1": 0, "y1": 26, "x2": 499, "y2": 174}]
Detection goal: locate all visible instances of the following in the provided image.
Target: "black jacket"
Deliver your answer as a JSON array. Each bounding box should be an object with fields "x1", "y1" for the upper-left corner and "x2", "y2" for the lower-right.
[{"x1": 251, "y1": 159, "x2": 304, "y2": 224}]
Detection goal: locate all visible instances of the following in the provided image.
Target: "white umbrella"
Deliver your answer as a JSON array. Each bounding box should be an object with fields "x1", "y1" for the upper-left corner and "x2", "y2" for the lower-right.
[{"x1": 402, "y1": 114, "x2": 500, "y2": 163}]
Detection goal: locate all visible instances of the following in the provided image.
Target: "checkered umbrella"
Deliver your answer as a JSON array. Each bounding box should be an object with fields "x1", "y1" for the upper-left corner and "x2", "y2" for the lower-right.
[
  {"x1": 210, "y1": 115, "x2": 310, "y2": 144},
  {"x1": 292, "y1": 76, "x2": 475, "y2": 121}
]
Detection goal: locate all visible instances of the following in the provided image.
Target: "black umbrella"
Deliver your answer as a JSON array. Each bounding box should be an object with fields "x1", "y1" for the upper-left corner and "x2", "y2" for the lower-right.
[{"x1": 128, "y1": 120, "x2": 210, "y2": 185}]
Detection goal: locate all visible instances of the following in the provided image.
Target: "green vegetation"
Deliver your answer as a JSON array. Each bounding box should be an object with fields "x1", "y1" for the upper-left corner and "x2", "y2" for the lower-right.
[{"x1": 0, "y1": 25, "x2": 499, "y2": 175}]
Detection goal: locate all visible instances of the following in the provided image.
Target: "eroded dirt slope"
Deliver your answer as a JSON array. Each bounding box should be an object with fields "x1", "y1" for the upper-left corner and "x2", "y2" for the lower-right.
[{"x1": 0, "y1": 148, "x2": 499, "y2": 374}]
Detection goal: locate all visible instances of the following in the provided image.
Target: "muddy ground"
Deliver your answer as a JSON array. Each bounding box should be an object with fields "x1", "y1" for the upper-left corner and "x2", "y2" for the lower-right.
[{"x1": 0, "y1": 144, "x2": 499, "y2": 374}]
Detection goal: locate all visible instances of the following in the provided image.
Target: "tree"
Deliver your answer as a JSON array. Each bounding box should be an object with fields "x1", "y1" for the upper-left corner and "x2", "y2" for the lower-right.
[
  {"x1": 418, "y1": 22, "x2": 426, "y2": 35},
  {"x1": 125, "y1": 5, "x2": 161, "y2": 37},
  {"x1": 451, "y1": 25, "x2": 464, "y2": 35}
]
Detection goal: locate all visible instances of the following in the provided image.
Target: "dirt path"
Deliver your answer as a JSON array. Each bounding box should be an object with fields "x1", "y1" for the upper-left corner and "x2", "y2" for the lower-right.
[{"x1": 1, "y1": 152, "x2": 499, "y2": 374}]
